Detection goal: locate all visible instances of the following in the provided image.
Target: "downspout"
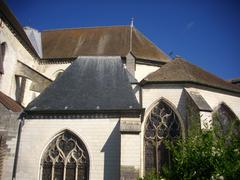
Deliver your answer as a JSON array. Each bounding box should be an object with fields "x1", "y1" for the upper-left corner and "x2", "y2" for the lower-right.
[
  {"x1": 139, "y1": 83, "x2": 144, "y2": 123},
  {"x1": 139, "y1": 85, "x2": 142, "y2": 108},
  {"x1": 12, "y1": 112, "x2": 25, "y2": 180}
]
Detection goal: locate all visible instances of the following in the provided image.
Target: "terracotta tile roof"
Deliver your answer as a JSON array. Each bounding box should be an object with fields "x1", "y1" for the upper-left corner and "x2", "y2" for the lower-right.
[
  {"x1": 142, "y1": 57, "x2": 240, "y2": 94},
  {"x1": 41, "y1": 26, "x2": 170, "y2": 63},
  {"x1": 0, "y1": 0, "x2": 39, "y2": 58},
  {"x1": 0, "y1": 91, "x2": 22, "y2": 112}
]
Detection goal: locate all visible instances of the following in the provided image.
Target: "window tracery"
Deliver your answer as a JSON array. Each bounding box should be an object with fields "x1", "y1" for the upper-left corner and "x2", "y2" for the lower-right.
[
  {"x1": 144, "y1": 100, "x2": 181, "y2": 174},
  {"x1": 41, "y1": 130, "x2": 89, "y2": 180},
  {"x1": 214, "y1": 103, "x2": 240, "y2": 137}
]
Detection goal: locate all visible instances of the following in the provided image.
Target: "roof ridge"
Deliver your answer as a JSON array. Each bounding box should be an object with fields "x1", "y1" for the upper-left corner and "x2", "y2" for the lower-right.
[
  {"x1": 132, "y1": 27, "x2": 171, "y2": 61},
  {"x1": 41, "y1": 25, "x2": 130, "y2": 32}
]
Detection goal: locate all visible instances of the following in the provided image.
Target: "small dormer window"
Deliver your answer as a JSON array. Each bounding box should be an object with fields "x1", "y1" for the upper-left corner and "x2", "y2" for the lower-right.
[{"x1": 0, "y1": 42, "x2": 7, "y2": 74}]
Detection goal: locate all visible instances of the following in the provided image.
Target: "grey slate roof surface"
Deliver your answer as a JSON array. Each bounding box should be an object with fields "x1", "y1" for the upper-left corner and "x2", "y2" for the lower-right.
[
  {"x1": 25, "y1": 56, "x2": 141, "y2": 114},
  {"x1": 187, "y1": 91, "x2": 212, "y2": 112}
]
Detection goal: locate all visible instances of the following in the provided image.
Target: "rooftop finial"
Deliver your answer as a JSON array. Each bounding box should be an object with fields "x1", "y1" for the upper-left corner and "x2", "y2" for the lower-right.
[
  {"x1": 129, "y1": 17, "x2": 134, "y2": 52},
  {"x1": 130, "y1": 17, "x2": 134, "y2": 27}
]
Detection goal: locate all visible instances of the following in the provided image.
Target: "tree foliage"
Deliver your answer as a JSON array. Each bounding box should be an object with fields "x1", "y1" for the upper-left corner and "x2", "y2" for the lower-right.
[
  {"x1": 140, "y1": 116, "x2": 240, "y2": 180},
  {"x1": 162, "y1": 129, "x2": 240, "y2": 179}
]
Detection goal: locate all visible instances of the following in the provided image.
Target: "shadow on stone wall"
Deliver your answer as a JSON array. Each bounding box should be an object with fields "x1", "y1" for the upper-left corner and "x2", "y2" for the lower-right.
[
  {"x1": 0, "y1": 103, "x2": 20, "y2": 179},
  {"x1": 101, "y1": 120, "x2": 120, "y2": 180}
]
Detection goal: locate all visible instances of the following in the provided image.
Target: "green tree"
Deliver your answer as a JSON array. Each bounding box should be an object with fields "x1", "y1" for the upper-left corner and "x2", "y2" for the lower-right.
[{"x1": 140, "y1": 115, "x2": 240, "y2": 180}]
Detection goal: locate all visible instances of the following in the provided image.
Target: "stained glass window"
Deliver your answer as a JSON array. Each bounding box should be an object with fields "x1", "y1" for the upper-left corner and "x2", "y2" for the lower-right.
[
  {"x1": 214, "y1": 103, "x2": 240, "y2": 137},
  {"x1": 41, "y1": 130, "x2": 89, "y2": 180},
  {"x1": 144, "y1": 100, "x2": 181, "y2": 174},
  {"x1": 0, "y1": 42, "x2": 6, "y2": 74}
]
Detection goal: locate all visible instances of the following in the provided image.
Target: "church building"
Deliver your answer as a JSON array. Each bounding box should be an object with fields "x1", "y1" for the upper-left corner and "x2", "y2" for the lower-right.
[{"x1": 0, "y1": 1, "x2": 240, "y2": 180}]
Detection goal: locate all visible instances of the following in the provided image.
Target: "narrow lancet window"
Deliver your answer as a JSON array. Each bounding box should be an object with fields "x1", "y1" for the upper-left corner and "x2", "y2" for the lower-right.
[{"x1": 0, "y1": 42, "x2": 6, "y2": 75}]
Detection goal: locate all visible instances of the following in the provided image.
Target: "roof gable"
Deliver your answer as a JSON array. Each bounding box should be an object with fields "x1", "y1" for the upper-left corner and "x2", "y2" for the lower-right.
[{"x1": 132, "y1": 28, "x2": 169, "y2": 62}]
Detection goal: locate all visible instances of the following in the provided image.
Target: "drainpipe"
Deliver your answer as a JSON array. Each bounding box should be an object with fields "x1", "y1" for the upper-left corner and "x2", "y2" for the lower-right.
[
  {"x1": 139, "y1": 85, "x2": 142, "y2": 108},
  {"x1": 12, "y1": 112, "x2": 25, "y2": 180},
  {"x1": 139, "y1": 84, "x2": 145, "y2": 123}
]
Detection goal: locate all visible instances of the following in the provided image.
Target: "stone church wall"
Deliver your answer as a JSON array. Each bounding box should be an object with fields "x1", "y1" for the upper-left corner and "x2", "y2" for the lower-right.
[
  {"x1": 135, "y1": 64, "x2": 159, "y2": 82},
  {"x1": 36, "y1": 63, "x2": 71, "y2": 81},
  {"x1": 186, "y1": 86, "x2": 240, "y2": 118},
  {"x1": 141, "y1": 84, "x2": 240, "y2": 122},
  {"x1": 0, "y1": 19, "x2": 37, "y2": 102},
  {"x1": 139, "y1": 84, "x2": 240, "y2": 176},
  {"x1": 0, "y1": 103, "x2": 20, "y2": 180},
  {"x1": 142, "y1": 84, "x2": 185, "y2": 115},
  {"x1": 120, "y1": 133, "x2": 140, "y2": 180},
  {"x1": 16, "y1": 118, "x2": 120, "y2": 180}
]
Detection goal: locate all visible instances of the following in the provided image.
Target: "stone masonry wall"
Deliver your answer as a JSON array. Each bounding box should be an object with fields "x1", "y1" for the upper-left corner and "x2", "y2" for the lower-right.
[
  {"x1": 0, "y1": 19, "x2": 37, "y2": 100},
  {"x1": 0, "y1": 103, "x2": 20, "y2": 180},
  {"x1": 16, "y1": 118, "x2": 120, "y2": 180}
]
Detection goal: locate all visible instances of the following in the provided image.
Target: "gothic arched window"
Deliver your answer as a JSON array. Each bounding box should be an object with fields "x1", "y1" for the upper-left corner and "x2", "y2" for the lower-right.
[
  {"x1": 214, "y1": 103, "x2": 240, "y2": 137},
  {"x1": 0, "y1": 42, "x2": 7, "y2": 74},
  {"x1": 144, "y1": 100, "x2": 182, "y2": 174},
  {"x1": 41, "y1": 130, "x2": 89, "y2": 180}
]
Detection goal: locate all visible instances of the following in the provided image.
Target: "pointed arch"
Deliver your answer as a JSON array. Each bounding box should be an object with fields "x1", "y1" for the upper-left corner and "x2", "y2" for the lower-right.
[
  {"x1": 213, "y1": 102, "x2": 240, "y2": 137},
  {"x1": 143, "y1": 97, "x2": 185, "y2": 175},
  {"x1": 41, "y1": 130, "x2": 89, "y2": 180},
  {"x1": 0, "y1": 42, "x2": 7, "y2": 74}
]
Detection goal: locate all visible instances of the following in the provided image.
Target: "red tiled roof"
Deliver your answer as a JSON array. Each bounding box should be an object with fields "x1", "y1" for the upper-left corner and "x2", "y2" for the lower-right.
[{"x1": 0, "y1": 91, "x2": 22, "y2": 112}]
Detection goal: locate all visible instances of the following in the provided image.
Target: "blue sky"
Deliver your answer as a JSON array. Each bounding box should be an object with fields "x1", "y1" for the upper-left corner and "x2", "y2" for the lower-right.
[{"x1": 6, "y1": 0, "x2": 240, "y2": 80}]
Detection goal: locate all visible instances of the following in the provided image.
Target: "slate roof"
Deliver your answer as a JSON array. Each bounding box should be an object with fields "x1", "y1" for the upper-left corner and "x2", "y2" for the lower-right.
[
  {"x1": 186, "y1": 91, "x2": 212, "y2": 112},
  {"x1": 25, "y1": 56, "x2": 142, "y2": 116},
  {"x1": 142, "y1": 57, "x2": 240, "y2": 94},
  {"x1": 0, "y1": 91, "x2": 22, "y2": 112},
  {"x1": 0, "y1": 0, "x2": 39, "y2": 58},
  {"x1": 41, "y1": 26, "x2": 170, "y2": 63}
]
